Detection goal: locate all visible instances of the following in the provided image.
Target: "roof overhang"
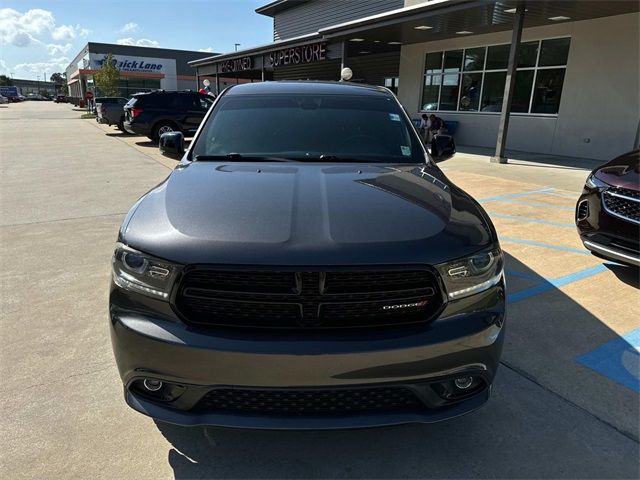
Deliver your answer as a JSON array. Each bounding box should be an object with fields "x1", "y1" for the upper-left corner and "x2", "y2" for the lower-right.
[
  {"x1": 256, "y1": 0, "x2": 309, "y2": 17},
  {"x1": 189, "y1": 32, "x2": 322, "y2": 67},
  {"x1": 191, "y1": 0, "x2": 639, "y2": 68},
  {"x1": 69, "y1": 69, "x2": 165, "y2": 79},
  {"x1": 319, "y1": 0, "x2": 640, "y2": 45}
]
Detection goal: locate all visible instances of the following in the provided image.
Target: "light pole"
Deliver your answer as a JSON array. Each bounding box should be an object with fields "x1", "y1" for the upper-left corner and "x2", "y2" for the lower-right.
[{"x1": 234, "y1": 43, "x2": 241, "y2": 51}]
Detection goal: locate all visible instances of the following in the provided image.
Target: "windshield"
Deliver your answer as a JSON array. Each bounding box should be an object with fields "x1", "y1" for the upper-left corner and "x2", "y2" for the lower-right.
[{"x1": 191, "y1": 93, "x2": 424, "y2": 163}]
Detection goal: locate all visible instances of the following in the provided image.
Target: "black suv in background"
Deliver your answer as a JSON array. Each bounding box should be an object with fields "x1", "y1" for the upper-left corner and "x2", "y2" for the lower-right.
[{"x1": 123, "y1": 91, "x2": 214, "y2": 141}]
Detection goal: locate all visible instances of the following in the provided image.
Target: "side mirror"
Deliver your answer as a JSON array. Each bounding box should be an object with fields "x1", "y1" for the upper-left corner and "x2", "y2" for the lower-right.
[
  {"x1": 431, "y1": 134, "x2": 456, "y2": 161},
  {"x1": 159, "y1": 131, "x2": 185, "y2": 158}
]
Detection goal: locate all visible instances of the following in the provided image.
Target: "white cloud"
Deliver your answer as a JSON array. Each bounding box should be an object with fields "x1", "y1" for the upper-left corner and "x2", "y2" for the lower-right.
[
  {"x1": 120, "y1": 22, "x2": 138, "y2": 33},
  {"x1": 52, "y1": 24, "x2": 89, "y2": 41},
  {"x1": 198, "y1": 47, "x2": 214, "y2": 53},
  {"x1": 0, "y1": 9, "x2": 88, "y2": 51},
  {"x1": 0, "y1": 8, "x2": 54, "y2": 47},
  {"x1": 51, "y1": 24, "x2": 73, "y2": 41},
  {"x1": 116, "y1": 37, "x2": 159, "y2": 47},
  {"x1": 46, "y1": 43, "x2": 72, "y2": 56},
  {"x1": 14, "y1": 56, "x2": 70, "y2": 75}
]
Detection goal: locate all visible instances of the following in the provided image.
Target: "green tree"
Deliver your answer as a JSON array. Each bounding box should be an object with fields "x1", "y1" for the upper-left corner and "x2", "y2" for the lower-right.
[
  {"x1": 94, "y1": 53, "x2": 120, "y2": 96},
  {"x1": 50, "y1": 72, "x2": 66, "y2": 89},
  {"x1": 0, "y1": 75, "x2": 13, "y2": 86}
]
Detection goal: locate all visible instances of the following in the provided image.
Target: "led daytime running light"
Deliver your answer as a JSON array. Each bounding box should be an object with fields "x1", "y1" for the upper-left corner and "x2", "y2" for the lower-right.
[{"x1": 447, "y1": 272, "x2": 503, "y2": 299}]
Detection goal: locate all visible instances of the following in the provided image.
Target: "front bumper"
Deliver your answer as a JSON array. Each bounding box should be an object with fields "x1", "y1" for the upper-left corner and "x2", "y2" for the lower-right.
[
  {"x1": 110, "y1": 282, "x2": 505, "y2": 429},
  {"x1": 576, "y1": 189, "x2": 639, "y2": 267},
  {"x1": 123, "y1": 120, "x2": 148, "y2": 136}
]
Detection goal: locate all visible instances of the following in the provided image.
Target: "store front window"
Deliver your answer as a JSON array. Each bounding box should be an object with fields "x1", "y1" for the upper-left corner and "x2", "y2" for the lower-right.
[
  {"x1": 420, "y1": 37, "x2": 570, "y2": 115},
  {"x1": 383, "y1": 77, "x2": 399, "y2": 94},
  {"x1": 116, "y1": 78, "x2": 162, "y2": 98}
]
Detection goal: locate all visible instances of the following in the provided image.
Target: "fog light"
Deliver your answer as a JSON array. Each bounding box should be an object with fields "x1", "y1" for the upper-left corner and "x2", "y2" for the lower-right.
[
  {"x1": 454, "y1": 376, "x2": 474, "y2": 389},
  {"x1": 143, "y1": 379, "x2": 163, "y2": 392}
]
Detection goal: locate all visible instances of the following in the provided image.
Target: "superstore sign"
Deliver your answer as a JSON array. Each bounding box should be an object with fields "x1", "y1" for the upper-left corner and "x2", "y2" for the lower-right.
[{"x1": 269, "y1": 42, "x2": 327, "y2": 67}]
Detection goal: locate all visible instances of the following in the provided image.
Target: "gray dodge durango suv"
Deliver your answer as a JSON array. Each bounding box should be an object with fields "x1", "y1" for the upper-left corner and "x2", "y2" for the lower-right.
[{"x1": 109, "y1": 81, "x2": 505, "y2": 429}]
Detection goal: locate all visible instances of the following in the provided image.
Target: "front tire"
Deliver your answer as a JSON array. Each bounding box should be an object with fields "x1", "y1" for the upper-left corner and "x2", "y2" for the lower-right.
[{"x1": 152, "y1": 122, "x2": 177, "y2": 142}]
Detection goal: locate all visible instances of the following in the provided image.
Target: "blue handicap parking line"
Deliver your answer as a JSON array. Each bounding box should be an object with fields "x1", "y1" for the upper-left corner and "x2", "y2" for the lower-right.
[
  {"x1": 577, "y1": 328, "x2": 640, "y2": 393},
  {"x1": 507, "y1": 264, "x2": 607, "y2": 303},
  {"x1": 542, "y1": 191, "x2": 581, "y2": 200},
  {"x1": 500, "y1": 236, "x2": 590, "y2": 255},
  {"x1": 494, "y1": 199, "x2": 575, "y2": 211},
  {"x1": 478, "y1": 187, "x2": 554, "y2": 203},
  {"x1": 488, "y1": 212, "x2": 575, "y2": 229}
]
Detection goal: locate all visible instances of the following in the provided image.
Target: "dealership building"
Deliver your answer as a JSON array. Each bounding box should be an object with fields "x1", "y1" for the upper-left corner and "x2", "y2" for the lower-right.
[
  {"x1": 65, "y1": 43, "x2": 225, "y2": 102},
  {"x1": 190, "y1": 0, "x2": 639, "y2": 161}
]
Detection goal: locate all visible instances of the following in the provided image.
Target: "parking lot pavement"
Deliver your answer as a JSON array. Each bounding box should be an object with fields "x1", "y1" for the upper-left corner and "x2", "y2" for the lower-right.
[{"x1": 1, "y1": 101, "x2": 638, "y2": 479}]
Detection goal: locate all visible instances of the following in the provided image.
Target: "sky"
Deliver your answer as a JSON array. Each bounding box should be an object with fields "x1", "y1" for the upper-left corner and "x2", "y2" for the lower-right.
[{"x1": 0, "y1": 0, "x2": 273, "y2": 80}]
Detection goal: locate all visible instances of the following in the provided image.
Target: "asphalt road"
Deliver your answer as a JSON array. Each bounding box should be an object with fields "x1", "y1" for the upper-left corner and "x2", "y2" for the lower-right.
[{"x1": 1, "y1": 101, "x2": 638, "y2": 479}]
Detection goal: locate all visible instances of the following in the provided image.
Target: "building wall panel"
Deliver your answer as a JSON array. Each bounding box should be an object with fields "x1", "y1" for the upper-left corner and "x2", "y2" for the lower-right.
[{"x1": 273, "y1": 0, "x2": 403, "y2": 40}]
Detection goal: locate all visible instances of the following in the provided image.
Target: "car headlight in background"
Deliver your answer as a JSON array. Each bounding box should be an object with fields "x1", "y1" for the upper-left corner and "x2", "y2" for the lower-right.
[
  {"x1": 436, "y1": 248, "x2": 504, "y2": 300},
  {"x1": 585, "y1": 174, "x2": 608, "y2": 190},
  {"x1": 112, "y1": 243, "x2": 180, "y2": 300}
]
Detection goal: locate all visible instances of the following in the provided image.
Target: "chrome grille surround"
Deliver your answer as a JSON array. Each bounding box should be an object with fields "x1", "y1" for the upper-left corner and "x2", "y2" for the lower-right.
[{"x1": 602, "y1": 187, "x2": 640, "y2": 225}]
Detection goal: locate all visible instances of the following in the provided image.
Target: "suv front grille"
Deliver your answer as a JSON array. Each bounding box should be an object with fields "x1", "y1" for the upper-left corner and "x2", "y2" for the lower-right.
[
  {"x1": 194, "y1": 386, "x2": 424, "y2": 416},
  {"x1": 175, "y1": 268, "x2": 442, "y2": 329},
  {"x1": 602, "y1": 187, "x2": 640, "y2": 224}
]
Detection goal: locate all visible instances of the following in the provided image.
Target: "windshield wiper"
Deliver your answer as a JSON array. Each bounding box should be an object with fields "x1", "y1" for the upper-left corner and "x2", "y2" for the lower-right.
[{"x1": 195, "y1": 153, "x2": 296, "y2": 162}]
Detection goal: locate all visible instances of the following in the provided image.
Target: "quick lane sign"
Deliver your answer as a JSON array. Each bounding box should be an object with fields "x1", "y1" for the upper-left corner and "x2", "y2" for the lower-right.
[{"x1": 269, "y1": 42, "x2": 327, "y2": 68}]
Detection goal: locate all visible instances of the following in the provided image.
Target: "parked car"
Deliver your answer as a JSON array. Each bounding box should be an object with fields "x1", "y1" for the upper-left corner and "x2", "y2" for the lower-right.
[
  {"x1": 123, "y1": 90, "x2": 214, "y2": 141},
  {"x1": 110, "y1": 81, "x2": 505, "y2": 429},
  {"x1": 576, "y1": 149, "x2": 639, "y2": 267},
  {"x1": 95, "y1": 97, "x2": 129, "y2": 131},
  {"x1": 0, "y1": 95, "x2": 8, "y2": 104},
  {"x1": 54, "y1": 95, "x2": 67, "y2": 103}
]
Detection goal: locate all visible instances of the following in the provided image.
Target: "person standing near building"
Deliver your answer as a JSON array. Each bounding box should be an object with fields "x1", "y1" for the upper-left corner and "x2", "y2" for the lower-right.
[
  {"x1": 429, "y1": 114, "x2": 444, "y2": 137},
  {"x1": 418, "y1": 113, "x2": 431, "y2": 144}
]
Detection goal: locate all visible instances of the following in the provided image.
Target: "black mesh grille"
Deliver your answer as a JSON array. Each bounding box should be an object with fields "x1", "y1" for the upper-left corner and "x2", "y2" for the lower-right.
[
  {"x1": 175, "y1": 268, "x2": 441, "y2": 329},
  {"x1": 182, "y1": 270, "x2": 297, "y2": 294},
  {"x1": 194, "y1": 386, "x2": 424, "y2": 416},
  {"x1": 603, "y1": 187, "x2": 640, "y2": 224},
  {"x1": 324, "y1": 270, "x2": 434, "y2": 293}
]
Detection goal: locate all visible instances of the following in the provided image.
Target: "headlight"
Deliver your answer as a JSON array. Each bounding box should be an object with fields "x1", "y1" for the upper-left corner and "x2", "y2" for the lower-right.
[
  {"x1": 436, "y1": 248, "x2": 504, "y2": 300},
  {"x1": 112, "y1": 242, "x2": 180, "y2": 300},
  {"x1": 585, "y1": 174, "x2": 608, "y2": 189}
]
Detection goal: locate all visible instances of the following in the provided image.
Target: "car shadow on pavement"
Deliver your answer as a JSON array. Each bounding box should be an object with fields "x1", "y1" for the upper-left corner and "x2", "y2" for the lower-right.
[
  {"x1": 603, "y1": 263, "x2": 639, "y2": 289},
  {"x1": 153, "y1": 251, "x2": 639, "y2": 479},
  {"x1": 135, "y1": 140, "x2": 158, "y2": 147},
  {"x1": 105, "y1": 132, "x2": 132, "y2": 137}
]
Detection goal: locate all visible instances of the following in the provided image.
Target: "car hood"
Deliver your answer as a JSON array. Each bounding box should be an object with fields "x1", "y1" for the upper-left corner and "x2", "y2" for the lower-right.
[
  {"x1": 594, "y1": 149, "x2": 640, "y2": 190},
  {"x1": 121, "y1": 162, "x2": 494, "y2": 266}
]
